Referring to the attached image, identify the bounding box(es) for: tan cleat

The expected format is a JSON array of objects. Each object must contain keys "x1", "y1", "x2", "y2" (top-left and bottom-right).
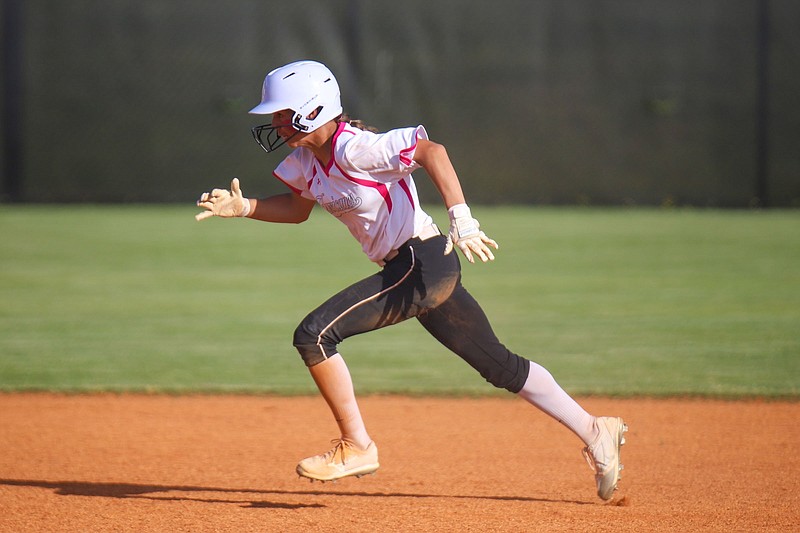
[
  {"x1": 296, "y1": 439, "x2": 379, "y2": 482},
  {"x1": 582, "y1": 416, "x2": 628, "y2": 500}
]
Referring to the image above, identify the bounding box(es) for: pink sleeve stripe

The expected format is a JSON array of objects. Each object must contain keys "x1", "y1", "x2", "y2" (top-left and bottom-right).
[
  {"x1": 272, "y1": 171, "x2": 303, "y2": 195},
  {"x1": 399, "y1": 139, "x2": 418, "y2": 166}
]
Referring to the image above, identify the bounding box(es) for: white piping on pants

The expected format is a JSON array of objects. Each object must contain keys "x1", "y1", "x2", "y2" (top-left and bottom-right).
[{"x1": 316, "y1": 246, "x2": 416, "y2": 360}]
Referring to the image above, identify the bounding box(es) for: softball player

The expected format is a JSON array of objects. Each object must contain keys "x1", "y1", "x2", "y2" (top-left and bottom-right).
[{"x1": 196, "y1": 60, "x2": 627, "y2": 500}]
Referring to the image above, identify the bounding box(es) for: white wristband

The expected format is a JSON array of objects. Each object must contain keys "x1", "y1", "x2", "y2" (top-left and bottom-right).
[
  {"x1": 240, "y1": 197, "x2": 251, "y2": 218},
  {"x1": 448, "y1": 203, "x2": 471, "y2": 220}
]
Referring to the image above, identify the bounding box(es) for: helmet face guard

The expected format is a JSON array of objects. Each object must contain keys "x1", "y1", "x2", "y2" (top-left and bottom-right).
[{"x1": 250, "y1": 122, "x2": 298, "y2": 153}]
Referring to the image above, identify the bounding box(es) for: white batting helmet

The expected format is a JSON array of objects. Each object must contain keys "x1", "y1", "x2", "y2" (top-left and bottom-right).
[{"x1": 249, "y1": 60, "x2": 342, "y2": 132}]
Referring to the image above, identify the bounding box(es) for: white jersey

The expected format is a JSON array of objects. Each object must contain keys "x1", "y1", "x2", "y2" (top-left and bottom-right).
[{"x1": 273, "y1": 122, "x2": 434, "y2": 263}]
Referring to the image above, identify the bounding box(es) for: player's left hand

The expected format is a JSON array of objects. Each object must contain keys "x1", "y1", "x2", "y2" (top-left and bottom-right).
[
  {"x1": 444, "y1": 204, "x2": 499, "y2": 263},
  {"x1": 195, "y1": 178, "x2": 251, "y2": 221}
]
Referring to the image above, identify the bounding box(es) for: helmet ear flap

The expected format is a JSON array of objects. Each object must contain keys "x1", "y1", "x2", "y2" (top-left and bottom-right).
[
  {"x1": 291, "y1": 112, "x2": 307, "y2": 132},
  {"x1": 293, "y1": 105, "x2": 328, "y2": 132}
]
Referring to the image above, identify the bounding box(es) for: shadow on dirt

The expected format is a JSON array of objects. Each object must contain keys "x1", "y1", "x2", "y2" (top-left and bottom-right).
[{"x1": 0, "y1": 478, "x2": 590, "y2": 507}]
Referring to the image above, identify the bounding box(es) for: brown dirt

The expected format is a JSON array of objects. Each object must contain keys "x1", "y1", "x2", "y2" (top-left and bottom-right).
[{"x1": 0, "y1": 394, "x2": 797, "y2": 532}]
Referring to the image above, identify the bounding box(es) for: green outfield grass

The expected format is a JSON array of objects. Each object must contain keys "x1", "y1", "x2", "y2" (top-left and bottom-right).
[{"x1": 1, "y1": 205, "x2": 798, "y2": 397}]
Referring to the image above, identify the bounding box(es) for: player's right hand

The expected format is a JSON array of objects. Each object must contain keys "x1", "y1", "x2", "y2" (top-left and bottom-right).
[{"x1": 195, "y1": 178, "x2": 251, "y2": 221}]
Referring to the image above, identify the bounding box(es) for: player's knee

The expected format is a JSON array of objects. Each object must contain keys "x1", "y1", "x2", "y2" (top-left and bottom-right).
[
  {"x1": 292, "y1": 320, "x2": 336, "y2": 367},
  {"x1": 480, "y1": 354, "x2": 530, "y2": 393}
]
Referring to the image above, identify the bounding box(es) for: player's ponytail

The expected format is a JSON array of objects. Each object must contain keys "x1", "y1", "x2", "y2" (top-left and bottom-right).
[{"x1": 338, "y1": 113, "x2": 378, "y2": 133}]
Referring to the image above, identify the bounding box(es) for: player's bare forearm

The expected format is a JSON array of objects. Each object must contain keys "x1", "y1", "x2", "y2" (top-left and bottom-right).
[
  {"x1": 413, "y1": 139, "x2": 466, "y2": 208},
  {"x1": 247, "y1": 192, "x2": 316, "y2": 224}
]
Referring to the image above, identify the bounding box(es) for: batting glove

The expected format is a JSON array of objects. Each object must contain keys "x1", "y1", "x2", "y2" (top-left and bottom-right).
[
  {"x1": 195, "y1": 178, "x2": 251, "y2": 221},
  {"x1": 443, "y1": 203, "x2": 499, "y2": 263}
]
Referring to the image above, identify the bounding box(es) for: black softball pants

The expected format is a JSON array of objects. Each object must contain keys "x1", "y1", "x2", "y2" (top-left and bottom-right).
[{"x1": 292, "y1": 234, "x2": 530, "y2": 393}]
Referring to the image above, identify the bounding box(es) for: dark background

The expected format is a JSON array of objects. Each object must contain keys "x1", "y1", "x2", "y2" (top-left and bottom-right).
[{"x1": 2, "y1": 0, "x2": 798, "y2": 206}]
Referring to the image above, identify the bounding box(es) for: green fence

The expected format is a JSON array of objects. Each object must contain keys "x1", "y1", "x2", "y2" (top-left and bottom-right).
[{"x1": 2, "y1": 0, "x2": 798, "y2": 206}]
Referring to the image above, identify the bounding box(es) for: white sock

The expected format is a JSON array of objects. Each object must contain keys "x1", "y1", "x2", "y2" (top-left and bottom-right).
[
  {"x1": 517, "y1": 362, "x2": 597, "y2": 445},
  {"x1": 308, "y1": 353, "x2": 372, "y2": 450}
]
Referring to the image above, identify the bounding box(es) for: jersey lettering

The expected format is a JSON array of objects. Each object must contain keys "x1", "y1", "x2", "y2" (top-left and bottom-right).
[{"x1": 316, "y1": 193, "x2": 363, "y2": 217}]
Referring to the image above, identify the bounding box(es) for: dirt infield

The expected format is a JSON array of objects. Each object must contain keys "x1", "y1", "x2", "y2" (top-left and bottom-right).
[{"x1": 0, "y1": 394, "x2": 797, "y2": 532}]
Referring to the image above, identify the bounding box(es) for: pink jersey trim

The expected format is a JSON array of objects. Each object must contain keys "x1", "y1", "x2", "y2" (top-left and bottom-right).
[
  {"x1": 334, "y1": 160, "x2": 393, "y2": 213},
  {"x1": 398, "y1": 177, "x2": 415, "y2": 208},
  {"x1": 399, "y1": 138, "x2": 419, "y2": 166},
  {"x1": 308, "y1": 165, "x2": 317, "y2": 190},
  {"x1": 325, "y1": 122, "x2": 353, "y2": 174},
  {"x1": 272, "y1": 170, "x2": 303, "y2": 195}
]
